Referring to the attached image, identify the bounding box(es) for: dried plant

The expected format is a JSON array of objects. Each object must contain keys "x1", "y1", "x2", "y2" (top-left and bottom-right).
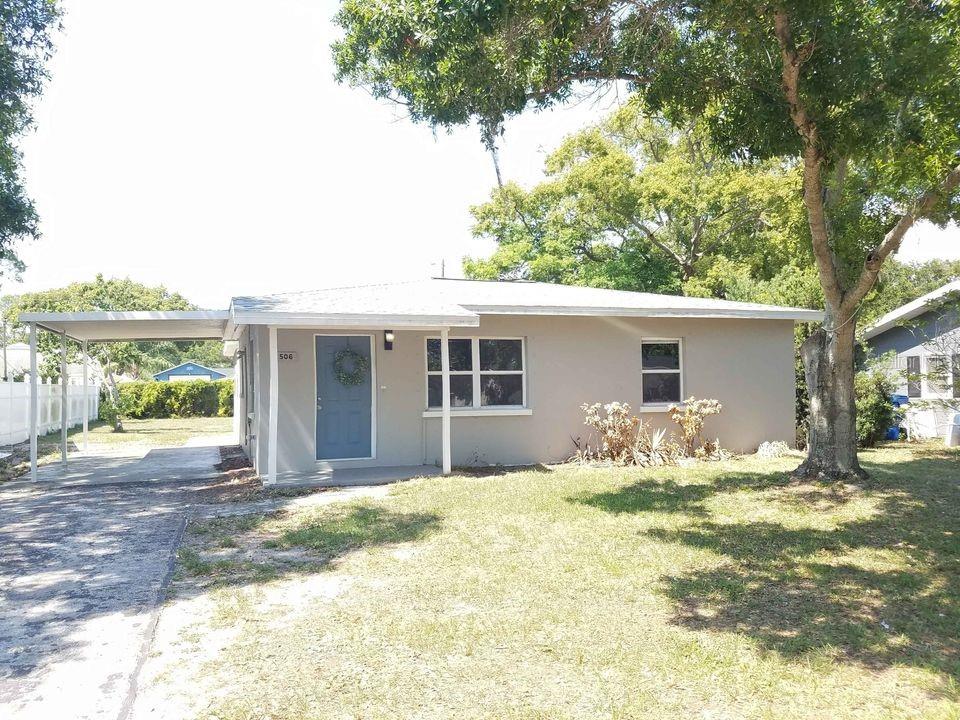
[
  {"x1": 668, "y1": 397, "x2": 723, "y2": 457},
  {"x1": 575, "y1": 402, "x2": 681, "y2": 466},
  {"x1": 579, "y1": 402, "x2": 638, "y2": 464},
  {"x1": 574, "y1": 398, "x2": 727, "y2": 466}
]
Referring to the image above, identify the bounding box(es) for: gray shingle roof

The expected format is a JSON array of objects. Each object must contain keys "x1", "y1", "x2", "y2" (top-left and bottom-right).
[{"x1": 231, "y1": 278, "x2": 822, "y2": 324}]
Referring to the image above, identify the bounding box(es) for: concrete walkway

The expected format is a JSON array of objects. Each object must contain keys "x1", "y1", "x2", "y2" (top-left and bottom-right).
[{"x1": 0, "y1": 443, "x2": 223, "y2": 720}]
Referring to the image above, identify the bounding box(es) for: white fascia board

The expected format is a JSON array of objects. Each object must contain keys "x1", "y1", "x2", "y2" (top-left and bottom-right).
[
  {"x1": 464, "y1": 305, "x2": 824, "y2": 322},
  {"x1": 18, "y1": 310, "x2": 229, "y2": 323},
  {"x1": 230, "y1": 311, "x2": 481, "y2": 328},
  {"x1": 863, "y1": 280, "x2": 960, "y2": 340}
]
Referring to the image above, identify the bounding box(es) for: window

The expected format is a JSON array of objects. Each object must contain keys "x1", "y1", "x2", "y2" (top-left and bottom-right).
[
  {"x1": 927, "y1": 355, "x2": 950, "y2": 394},
  {"x1": 641, "y1": 340, "x2": 682, "y2": 404},
  {"x1": 906, "y1": 356, "x2": 921, "y2": 398},
  {"x1": 954, "y1": 354, "x2": 960, "y2": 399},
  {"x1": 426, "y1": 337, "x2": 525, "y2": 409}
]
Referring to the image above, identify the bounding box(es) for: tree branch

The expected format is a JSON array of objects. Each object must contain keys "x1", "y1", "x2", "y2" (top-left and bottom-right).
[
  {"x1": 629, "y1": 219, "x2": 691, "y2": 276},
  {"x1": 773, "y1": 9, "x2": 844, "y2": 311},
  {"x1": 843, "y1": 163, "x2": 960, "y2": 312}
]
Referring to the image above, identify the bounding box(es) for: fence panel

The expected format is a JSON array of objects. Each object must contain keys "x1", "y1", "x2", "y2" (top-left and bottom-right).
[{"x1": 0, "y1": 379, "x2": 100, "y2": 447}]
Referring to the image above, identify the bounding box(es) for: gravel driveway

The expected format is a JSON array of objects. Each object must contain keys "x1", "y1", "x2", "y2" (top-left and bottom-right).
[{"x1": 0, "y1": 444, "x2": 223, "y2": 720}]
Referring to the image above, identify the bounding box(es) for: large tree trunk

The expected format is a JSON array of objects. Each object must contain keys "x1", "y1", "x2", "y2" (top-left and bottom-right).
[{"x1": 795, "y1": 318, "x2": 865, "y2": 481}]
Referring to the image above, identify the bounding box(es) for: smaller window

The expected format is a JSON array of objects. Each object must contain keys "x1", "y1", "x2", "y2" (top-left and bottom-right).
[{"x1": 641, "y1": 340, "x2": 682, "y2": 404}]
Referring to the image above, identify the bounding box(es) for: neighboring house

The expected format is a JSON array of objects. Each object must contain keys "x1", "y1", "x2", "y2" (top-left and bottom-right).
[
  {"x1": 864, "y1": 280, "x2": 960, "y2": 439},
  {"x1": 153, "y1": 361, "x2": 228, "y2": 382},
  {"x1": 21, "y1": 278, "x2": 821, "y2": 484},
  {"x1": 3, "y1": 342, "x2": 89, "y2": 383}
]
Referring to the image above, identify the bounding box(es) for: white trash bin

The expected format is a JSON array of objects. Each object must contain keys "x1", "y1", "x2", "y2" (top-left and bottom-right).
[{"x1": 947, "y1": 413, "x2": 960, "y2": 448}]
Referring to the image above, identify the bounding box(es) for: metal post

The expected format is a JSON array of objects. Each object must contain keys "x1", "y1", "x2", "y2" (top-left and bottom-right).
[
  {"x1": 440, "y1": 327, "x2": 451, "y2": 474},
  {"x1": 29, "y1": 323, "x2": 37, "y2": 482},
  {"x1": 267, "y1": 326, "x2": 279, "y2": 484},
  {"x1": 60, "y1": 332, "x2": 68, "y2": 468},
  {"x1": 82, "y1": 340, "x2": 89, "y2": 452}
]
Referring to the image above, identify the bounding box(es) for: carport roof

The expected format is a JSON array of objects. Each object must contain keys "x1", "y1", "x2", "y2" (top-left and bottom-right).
[{"x1": 18, "y1": 310, "x2": 229, "y2": 341}]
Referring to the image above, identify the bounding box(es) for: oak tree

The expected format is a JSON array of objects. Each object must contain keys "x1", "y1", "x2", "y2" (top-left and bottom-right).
[{"x1": 334, "y1": 0, "x2": 960, "y2": 478}]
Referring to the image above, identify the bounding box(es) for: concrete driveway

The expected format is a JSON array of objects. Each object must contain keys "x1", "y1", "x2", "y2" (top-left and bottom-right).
[{"x1": 0, "y1": 440, "x2": 226, "y2": 720}]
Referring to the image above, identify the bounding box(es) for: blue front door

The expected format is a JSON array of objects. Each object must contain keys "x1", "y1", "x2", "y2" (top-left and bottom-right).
[{"x1": 315, "y1": 335, "x2": 373, "y2": 460}]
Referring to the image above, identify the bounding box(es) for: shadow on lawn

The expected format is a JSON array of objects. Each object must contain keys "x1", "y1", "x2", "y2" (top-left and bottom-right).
[
  {"x1": 574, "y1": 451, "x2": 960, "y2": 681},
  {"x1": 175, "y1": 502, "x2": 441, "y2": 596}
]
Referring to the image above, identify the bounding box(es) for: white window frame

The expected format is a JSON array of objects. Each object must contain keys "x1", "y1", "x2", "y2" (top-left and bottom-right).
[
  {"x1": 424, "y1": 336, "x2": 528, "y2": 412},
  {"x1": 639, "y1": 337, "x2": 684, "y2": 410}
]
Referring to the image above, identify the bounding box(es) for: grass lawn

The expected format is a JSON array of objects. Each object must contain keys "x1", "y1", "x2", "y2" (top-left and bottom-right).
[
  {"x1": 0, "y1": 416, "x2": 233, "y2": 482},
  {"x1": 66, "y1": 416, "x2": 233, "y2": 450},
  {"x1": 151, "y1": 444, "x2": 959, "y2": 720}
]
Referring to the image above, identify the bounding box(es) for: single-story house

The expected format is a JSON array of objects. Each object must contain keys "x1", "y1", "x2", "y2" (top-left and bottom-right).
[
  {"x1": 864, "y1": 279, "x2": 960, "y2": 439},
  {"x1": 19, "y1": 278, "x2": 821, "y2": 484},
  {"x1": 153, "y1": 361, "x2": 229, "y2": 382}
]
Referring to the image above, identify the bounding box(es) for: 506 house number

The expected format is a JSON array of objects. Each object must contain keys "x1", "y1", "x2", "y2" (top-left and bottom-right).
[{"x1": 278, "y1": 351, "x2": 297, "y2": 361}]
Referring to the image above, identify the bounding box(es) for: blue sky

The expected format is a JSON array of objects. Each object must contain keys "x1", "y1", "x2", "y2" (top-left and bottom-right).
[{"x1": 14, "y1": 0, "x2": 959, "y2": 309}]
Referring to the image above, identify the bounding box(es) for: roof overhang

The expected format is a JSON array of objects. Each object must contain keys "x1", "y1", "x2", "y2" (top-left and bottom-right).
[
  {"x1": 18, "y1": 311, "x2": 230, "y2": 342},
  {"x1": 228, "y1": 311, "x2": 481, "y2": 332},
  {"x1": 863, "y1": 280, "x2": 960, "y2": 340},
  {"x1": 464, "y1": 305, "x2": 825, "y2": 322}
]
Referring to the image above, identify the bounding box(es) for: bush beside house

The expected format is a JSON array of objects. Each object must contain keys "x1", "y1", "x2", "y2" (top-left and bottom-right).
[
  {"x1": 855, "y1": 370, "x2": 896, "y2": 447},
  {"x1": 103, "y1": 379, "x2": 234, "y2": 420}
]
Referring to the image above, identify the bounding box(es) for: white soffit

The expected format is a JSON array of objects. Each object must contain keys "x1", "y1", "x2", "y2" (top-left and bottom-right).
[{"x1": 18, "y1": 311, "x2": 230, "y2": 342}]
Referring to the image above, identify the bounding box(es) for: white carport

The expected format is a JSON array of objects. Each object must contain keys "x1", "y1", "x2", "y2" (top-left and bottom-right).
[{"x1": 16, "y1": 311, "x2": 229, "y2": 481}]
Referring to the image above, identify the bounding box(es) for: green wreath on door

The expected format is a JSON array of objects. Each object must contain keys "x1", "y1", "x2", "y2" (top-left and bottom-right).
[{"x1": 333, "y1": 347, "x2": 369, "y2": 386}]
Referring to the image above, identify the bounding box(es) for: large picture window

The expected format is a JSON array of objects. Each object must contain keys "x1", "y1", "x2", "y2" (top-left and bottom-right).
[
  {"x1": 641, "y1": 339, "x2": 682, "y2": 404},
  {"x1": 426, "y1": 337, "x2": 526, "y2": 409}
]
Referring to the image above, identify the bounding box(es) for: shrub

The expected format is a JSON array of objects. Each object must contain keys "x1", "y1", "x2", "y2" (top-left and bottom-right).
[
  {"x1": 116, "y1": 379, "x2": 234, "y2": 419},
  {"x1": 668, "y1": 398, "x2": 723, "y2": 457},
  {"x1": 217, "y1": 381, "x2": 234, "y2": 417},
  {"x1": 579, "y1": 402, "x2": 638, "y2": 464},
  {"x1": 855, "y1": 369, "x2": 895, "y2": 448}
]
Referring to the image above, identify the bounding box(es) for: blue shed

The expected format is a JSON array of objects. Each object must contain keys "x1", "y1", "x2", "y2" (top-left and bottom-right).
[{"x1": 153, "y1": 361, "x2": 226, "y2": 382}]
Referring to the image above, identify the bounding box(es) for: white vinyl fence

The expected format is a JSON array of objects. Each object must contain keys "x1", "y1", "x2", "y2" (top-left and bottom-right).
[{"x1": 0, "y1": 378, "x2": 100, "y2": 447}]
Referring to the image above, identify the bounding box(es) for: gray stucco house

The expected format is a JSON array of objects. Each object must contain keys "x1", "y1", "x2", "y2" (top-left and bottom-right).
[
  {"x1": 20, "y1": 278, "x2": 821, "y2": 484},
  {"x1": 864, "y1": 280, "x2": 960, "y2": 438}
]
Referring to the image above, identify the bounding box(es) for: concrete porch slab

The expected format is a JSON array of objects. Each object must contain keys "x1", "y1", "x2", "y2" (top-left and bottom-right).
[{"x1": 273, "y1": 464, "x2": 441, "y2": 488}]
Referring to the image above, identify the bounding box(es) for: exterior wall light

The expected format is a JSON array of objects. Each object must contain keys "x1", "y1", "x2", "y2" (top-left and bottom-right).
[{"x1": 384, "y1": 330, "x2": 395, "y2": 350}]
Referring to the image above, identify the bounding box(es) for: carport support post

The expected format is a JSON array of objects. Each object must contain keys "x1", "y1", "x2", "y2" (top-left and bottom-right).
[
  {"x1": 440, "y1": 327, "x2": 451, "y2": 474},
  {"x1": 60, "y1": 332, "x2": 67, "y2": 468},
  {"x1": 82, "y1": 340, "x2": 88, "y2": 451},
  {"x1": 29, "y1": 322, "x2": 37, "y2": 482},
  {"x1": 267, "y1": 326, "x2": 278, "y2": 484}
]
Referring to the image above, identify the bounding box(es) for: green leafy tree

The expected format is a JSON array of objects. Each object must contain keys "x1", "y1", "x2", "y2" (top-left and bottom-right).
[
  {"x1": 5, "y1": 276, "x2": 224, "y2": 430},
  {"x1": 466, "y1": 103, "x2": 807, "y2": 296},
  {"x1": 334, "y1": 0, "x2": 960, "y2": 479},
  {"x1": 0, "y1": 2, "x2": 61, "y2": 282}
]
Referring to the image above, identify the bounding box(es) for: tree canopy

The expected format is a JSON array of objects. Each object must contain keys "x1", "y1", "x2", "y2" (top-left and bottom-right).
[
  {"x1": 465, "y1": 101, "x2": 808, "y2": 297},
  {"x1": 0, "y1": 1, "x2": 61, "y2": 282}
]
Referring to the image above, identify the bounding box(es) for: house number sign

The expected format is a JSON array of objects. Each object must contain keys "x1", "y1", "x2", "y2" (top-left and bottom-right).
[{"x1": 278, "y1": 351, "x2": 297, "y2": 361}]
